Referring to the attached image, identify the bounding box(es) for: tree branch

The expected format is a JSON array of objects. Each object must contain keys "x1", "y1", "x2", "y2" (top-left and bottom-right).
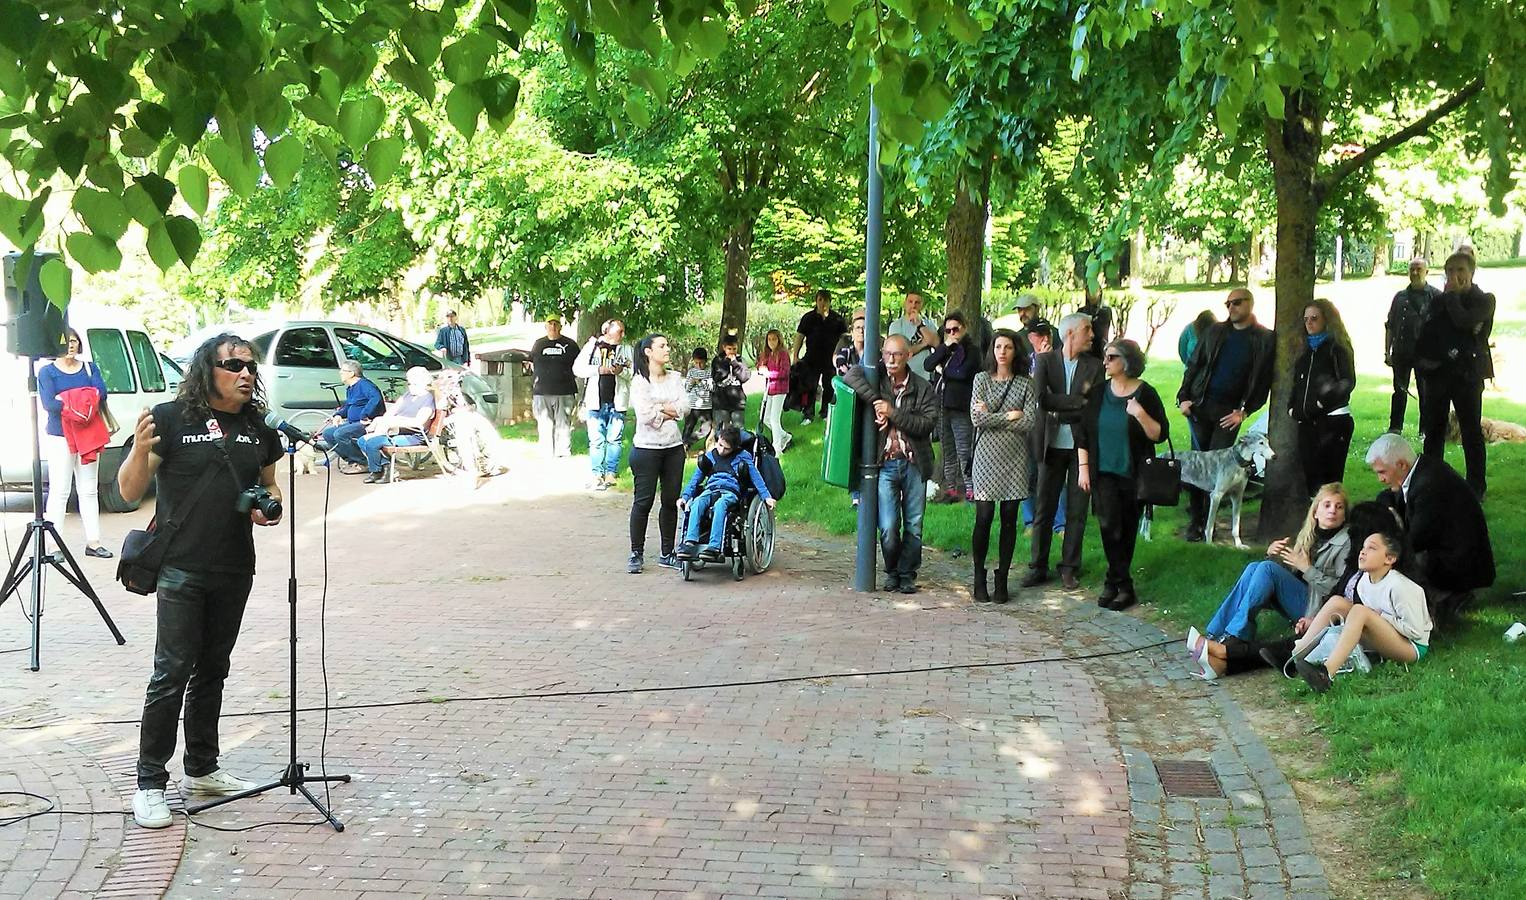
[{"x1": 1320, "y1": 76, "x2": 1485, "y2": 192}]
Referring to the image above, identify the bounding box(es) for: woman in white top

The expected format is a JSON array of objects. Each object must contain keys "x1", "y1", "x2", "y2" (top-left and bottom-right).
[
  {"x1": 1293, "y1": 529, "x2": 1433, "y2": 693},
  {"x1": 627, "y1": 334, "x2": 691, "y2": 574}
]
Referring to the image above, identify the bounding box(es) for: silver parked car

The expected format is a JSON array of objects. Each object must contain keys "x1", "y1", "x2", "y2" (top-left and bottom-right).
[{"x1": 170, "y1": 321, "x2": 499, "y2": 430}]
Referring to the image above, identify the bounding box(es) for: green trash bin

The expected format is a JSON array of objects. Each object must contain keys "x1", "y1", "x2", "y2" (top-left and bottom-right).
[{"x1": 822, "y1": 375, "x2": 862, "y2": 489}]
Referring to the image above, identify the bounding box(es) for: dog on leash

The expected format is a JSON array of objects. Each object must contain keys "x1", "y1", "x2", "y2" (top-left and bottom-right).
[
  {"x1": 1446, "y1": 410, "x2": 1526, "y2": 444},
  {"x1": 293, "y1": 442, "x2": 323, "y2": 475},
  {"x1": 1168, "y1": 431, "x2": 1276, "y2": 549}
]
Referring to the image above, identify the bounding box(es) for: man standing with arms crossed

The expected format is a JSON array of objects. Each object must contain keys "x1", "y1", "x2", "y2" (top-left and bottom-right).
[
  {"x1": 118, "y1": 334, "x2": 285, "y2": 829},
  {"x1": 1177, "y1": 288, "x2": 1275, "y2": 542}
]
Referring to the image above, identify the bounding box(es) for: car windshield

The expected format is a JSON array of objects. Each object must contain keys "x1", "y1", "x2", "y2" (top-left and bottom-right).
[{"x1": 336, "y1": 328, "x2": 405, "y2": 370}]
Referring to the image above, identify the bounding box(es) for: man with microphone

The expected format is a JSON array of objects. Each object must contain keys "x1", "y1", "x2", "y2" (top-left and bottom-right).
[{"x1": 116, "y1": 334, "x2": 285, "y2": 829}]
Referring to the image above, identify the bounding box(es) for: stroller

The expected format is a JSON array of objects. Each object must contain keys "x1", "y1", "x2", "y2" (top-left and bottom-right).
[{"x1": 676, "y1": 426, "x2": 786, "y2": 582}]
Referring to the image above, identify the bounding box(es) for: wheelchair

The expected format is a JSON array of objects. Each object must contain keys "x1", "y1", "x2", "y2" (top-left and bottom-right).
[{"x1": 675, "y1": 430, "x2": 782, "y2": 582}]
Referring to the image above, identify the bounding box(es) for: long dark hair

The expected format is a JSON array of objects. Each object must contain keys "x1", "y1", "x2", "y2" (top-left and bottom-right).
[
  {"x1": 986, "y1": 328, "x2": 1029, "y2": 376},
  {"x1": 633, "y1": 333, "x2": 666, "y2": 381},
  {"x1": 177, "y1": 333, "x2": 268, "y2": 428}
]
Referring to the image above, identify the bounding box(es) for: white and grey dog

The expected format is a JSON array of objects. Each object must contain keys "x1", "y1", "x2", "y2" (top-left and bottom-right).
[{"x1": 1147, "y1": 431, "x2": 1275, "y2": 549}]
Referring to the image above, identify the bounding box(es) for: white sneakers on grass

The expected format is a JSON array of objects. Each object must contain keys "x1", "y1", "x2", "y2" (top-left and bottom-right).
[{"x1": 132, "y1": 769, "x2": 256, "y2": 829}]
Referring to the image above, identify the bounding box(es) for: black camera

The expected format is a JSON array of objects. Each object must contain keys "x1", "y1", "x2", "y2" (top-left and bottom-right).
[{"x1": 235, "y1": 485, "x2": 282, "y2": 520}]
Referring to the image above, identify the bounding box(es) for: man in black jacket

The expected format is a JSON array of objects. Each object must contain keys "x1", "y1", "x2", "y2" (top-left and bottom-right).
[
  {"x1": 843, "y1": 335, "x2": 938, "y2": 594},
  {"x1": 1415, "y1": 251, "x2": 1494, "y2": 499},
  {"x1": 1385, "y1": 258, "x2": 1437, "y2": 433},
  {"x1": 1366, "y1": 434, "x2": 1494, "y2": 618},
  {"x1": 1024, "y1": 313, "x2": 1105, "y2": 591},
  {"x1": 1177, "y1": 288, "x2": 1275, "y2": 541}
]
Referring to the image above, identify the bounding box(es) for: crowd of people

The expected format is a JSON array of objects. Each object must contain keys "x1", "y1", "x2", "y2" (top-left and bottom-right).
[{"x1": 508, "y1": 249, "x2": 1499, "y2": 691}]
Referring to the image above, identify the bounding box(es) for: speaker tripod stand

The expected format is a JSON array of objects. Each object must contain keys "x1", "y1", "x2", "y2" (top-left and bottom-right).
[{"x1": 0, "y1": 364, "x2": 125, "y2": 671}]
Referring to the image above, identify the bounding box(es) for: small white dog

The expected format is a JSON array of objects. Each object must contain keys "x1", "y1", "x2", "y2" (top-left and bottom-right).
[{"x1": 293, "y1": 442, "x2": 323, "y2": 475}]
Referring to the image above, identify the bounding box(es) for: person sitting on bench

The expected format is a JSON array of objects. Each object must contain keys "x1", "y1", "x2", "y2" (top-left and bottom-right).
[{"x1": 357, "y1": 367, "x2": 437, "y2": 484}]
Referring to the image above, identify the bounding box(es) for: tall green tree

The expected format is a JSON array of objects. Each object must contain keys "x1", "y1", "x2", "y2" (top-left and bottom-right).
[{"x1": 1076, "y1": 0, "x2": 1526, "y2": 532}]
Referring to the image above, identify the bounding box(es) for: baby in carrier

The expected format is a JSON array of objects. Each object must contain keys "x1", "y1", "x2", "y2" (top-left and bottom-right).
[{"x1": 677, "y1": 425, "x2": 776, "y2": 561}]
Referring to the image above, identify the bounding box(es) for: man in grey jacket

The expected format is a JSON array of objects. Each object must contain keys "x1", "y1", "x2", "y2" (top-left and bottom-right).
[
  {"x1": 842, "y1": 335, "x2": 938, "y2": 594},
  {"x1": 1024, "y1": 314, "x2": 1105, "y2": 591}
]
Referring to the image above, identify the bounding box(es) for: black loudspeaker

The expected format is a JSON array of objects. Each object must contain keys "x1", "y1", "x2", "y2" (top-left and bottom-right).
[{"x1": 4, "y1": 252, "x2": 68, "y2": 358}]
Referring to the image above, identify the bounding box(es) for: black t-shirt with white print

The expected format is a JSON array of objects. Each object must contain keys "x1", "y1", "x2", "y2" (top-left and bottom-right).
[{"x1": 150, "y1": 402, "x2": 283, "y2": 575}]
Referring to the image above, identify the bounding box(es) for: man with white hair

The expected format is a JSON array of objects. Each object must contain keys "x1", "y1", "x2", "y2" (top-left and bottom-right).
[
  {"x1": 1384, "y1": 258, "x2": 1437, "y2": 434},
  {"x1": 320, "y1": 360, "x2": 386, "y2": 474},
  {"x1": 1024, "y1": 313, "x2": 1104, "y2": 591},
  {"x1": 1366, "y1": 433, "x2": 1494, "y2": 616},
  {"x1": 357, "y1": 366, "x2": 437, "y2": 484}
]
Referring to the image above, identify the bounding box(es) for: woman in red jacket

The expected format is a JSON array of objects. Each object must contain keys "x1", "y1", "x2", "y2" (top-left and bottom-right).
[
  {"x1": 37, "y1": 329, "x2": 113, "y2": 558},
  {"x1": 757, "y1": 328, "x2": 793, "y2": 452}
]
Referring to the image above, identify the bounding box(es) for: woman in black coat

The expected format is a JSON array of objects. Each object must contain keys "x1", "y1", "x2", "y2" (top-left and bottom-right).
[
  {"x1": 924, "y1": 310, "x2": 982, "y2": 503},
  {"x1": 1076, "y1": 339, "x2": 1168, "y2": 611},
  {"x1": 1290, "y1": 299, "x2": 1355, "y2": 497}
]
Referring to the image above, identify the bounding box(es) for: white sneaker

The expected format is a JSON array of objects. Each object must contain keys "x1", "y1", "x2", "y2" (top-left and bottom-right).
[
  {"x1": 181, "y1": 769, "x2": 256, "y2": 797},
  {"x1": 132, "y1": 789, "x2": 173, "y2": 829}
]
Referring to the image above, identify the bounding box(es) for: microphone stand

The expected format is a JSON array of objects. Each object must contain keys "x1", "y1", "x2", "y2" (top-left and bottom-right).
[{"x1": 188, "y1": 441, "x2": 349, "y2": 830}]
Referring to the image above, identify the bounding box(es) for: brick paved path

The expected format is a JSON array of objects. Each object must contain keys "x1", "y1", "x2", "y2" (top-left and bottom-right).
[{"x1": 0, "y1": 453, "x2": 1326, "y2": 899}]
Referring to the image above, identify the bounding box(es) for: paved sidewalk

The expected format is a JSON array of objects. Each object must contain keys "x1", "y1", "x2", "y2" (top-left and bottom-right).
[{"x1": 0, "y1": 452, "x2": 1326, "y2": 899}]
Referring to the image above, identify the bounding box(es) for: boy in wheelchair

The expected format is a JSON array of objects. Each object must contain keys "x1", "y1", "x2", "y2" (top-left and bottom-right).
[{"x1": 677, "y1": 424, "x2": 776, "y2": 561}]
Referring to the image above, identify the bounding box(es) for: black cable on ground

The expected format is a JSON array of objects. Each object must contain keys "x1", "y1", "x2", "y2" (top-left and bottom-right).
[{"x1": 0, "y1": 636, "x2": 1180, "y2": 732}]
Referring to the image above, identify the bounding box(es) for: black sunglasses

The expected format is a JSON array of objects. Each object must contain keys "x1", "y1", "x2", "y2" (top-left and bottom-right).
[
  {"x1": 1226, "y1": 298, "x2": 1247, "y2": 308},
  {"x1": 944, "y1": 326, "x2": 962, "y2": 334},
  {"x1": 215, "y1": 358, "x2": 258, "y2": 374},
  {"x1": 1104, "y1": 353, "x2": 1122, "y2": 361}
]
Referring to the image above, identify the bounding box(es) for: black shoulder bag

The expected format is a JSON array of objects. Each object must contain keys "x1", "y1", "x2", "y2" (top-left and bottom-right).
[
  {"x1": 1136, "y1": 430, "x2": 1182, "y2": 507},
  {"x1": 117, "y1": 423, "x2": 245, "y2": 595}
]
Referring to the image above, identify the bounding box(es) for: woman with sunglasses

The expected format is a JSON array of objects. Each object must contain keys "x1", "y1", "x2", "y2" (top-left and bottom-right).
[
  {"x1": 924, "y1": 311, "x2": 981, "y2": 503},
  {"x1": 37, "y1": 328, "x2": 113, "y2": 558},
  {"x1": 1075, "y1": 339, "x2": 1168, "y2": 610},
  {"x1": 1290, "y1": 299, "x2": 1355, "y2": 497}
]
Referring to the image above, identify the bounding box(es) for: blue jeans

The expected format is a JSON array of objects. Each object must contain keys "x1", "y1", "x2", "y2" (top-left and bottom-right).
[
  {"x1": 877, "y1": 458, "x2": 926, "y2": 579},
  {"x1": 1021, "y1": 487, "x2": 1066, "y2": 531},
  {"x1": 588, "y1": 405, "x2": 625, "y2": 477},
  {"x1": 322, "y1": 422, "x2": 368, "y2": 464},
  {"x1": 1204, "y1": 560, "x2": 1308, "y2": 642},
  {"x1": 685, "y1": 490, "x2": 736, "y2": 550},
  {"x1": 359, "y1": 433, "x2": 424, "y2": 473}
]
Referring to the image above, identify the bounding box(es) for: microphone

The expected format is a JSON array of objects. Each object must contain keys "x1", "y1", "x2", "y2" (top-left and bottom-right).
[{"x1": 264, "y1": 410, "x2": 314, "y2": 447}]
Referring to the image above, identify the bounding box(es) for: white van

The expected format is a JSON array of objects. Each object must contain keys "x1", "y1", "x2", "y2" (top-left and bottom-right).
[{"x1": 0, "y1": 303, "x2": 174, "y2": 512}]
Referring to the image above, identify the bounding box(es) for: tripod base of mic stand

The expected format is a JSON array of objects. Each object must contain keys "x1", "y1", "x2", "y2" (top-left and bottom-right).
[{"x1": 187, "y1": 762, "x2": 352, "y2": 832}]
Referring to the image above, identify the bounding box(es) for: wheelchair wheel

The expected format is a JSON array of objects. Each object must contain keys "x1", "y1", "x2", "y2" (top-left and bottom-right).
[
  {"x1": 681, "y1": 559, "x2": 692, "y2": 581},
  {"x1": 742, "y1": 495, "x2": 775, "y2": 574},
  {"x1": 731, "y1": 556, "x2": 745, "y2": 581}
]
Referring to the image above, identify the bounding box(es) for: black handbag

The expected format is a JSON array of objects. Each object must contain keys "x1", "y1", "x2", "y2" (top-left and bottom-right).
[{"x1": 1136, "y1": 431, "x2": 1182, "y2": 507}]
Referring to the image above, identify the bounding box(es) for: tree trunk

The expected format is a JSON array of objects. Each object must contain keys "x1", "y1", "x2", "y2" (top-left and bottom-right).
[
  {"x1": 720, "y1": 214, "x2": 757, "y2": 347},
  {"x1": 576, "y1": 302, "x2": 615, "y2": 344},
  {"x1": 944, "y1": 162, "x2": 991, "y2": 321},
  {"x1": 1258, "y1": 91, "x2": 1325, "y2": 540}
]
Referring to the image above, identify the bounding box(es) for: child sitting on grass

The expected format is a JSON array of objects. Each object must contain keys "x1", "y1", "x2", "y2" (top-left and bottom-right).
[
  {"x1": 1293, "y1": 529, "x2": 1432, "y2": 693},
  {"x1": 682, "y1": 347, "x2": 713, "y2": 448},
  {"x1": 677, "y1": 425, "x2": 775, "y2": 561}
]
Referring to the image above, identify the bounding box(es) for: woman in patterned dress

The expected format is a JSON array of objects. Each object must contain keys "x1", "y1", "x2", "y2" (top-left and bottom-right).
[{"x1": 969, "y1": 330, "x2": 1040, "y2": 604}]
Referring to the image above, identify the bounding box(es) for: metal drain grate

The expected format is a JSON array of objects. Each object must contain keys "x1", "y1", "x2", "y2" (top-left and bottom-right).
[{"x1": 1154, "y1": 759, "x2": 1224, "y2": 797}]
